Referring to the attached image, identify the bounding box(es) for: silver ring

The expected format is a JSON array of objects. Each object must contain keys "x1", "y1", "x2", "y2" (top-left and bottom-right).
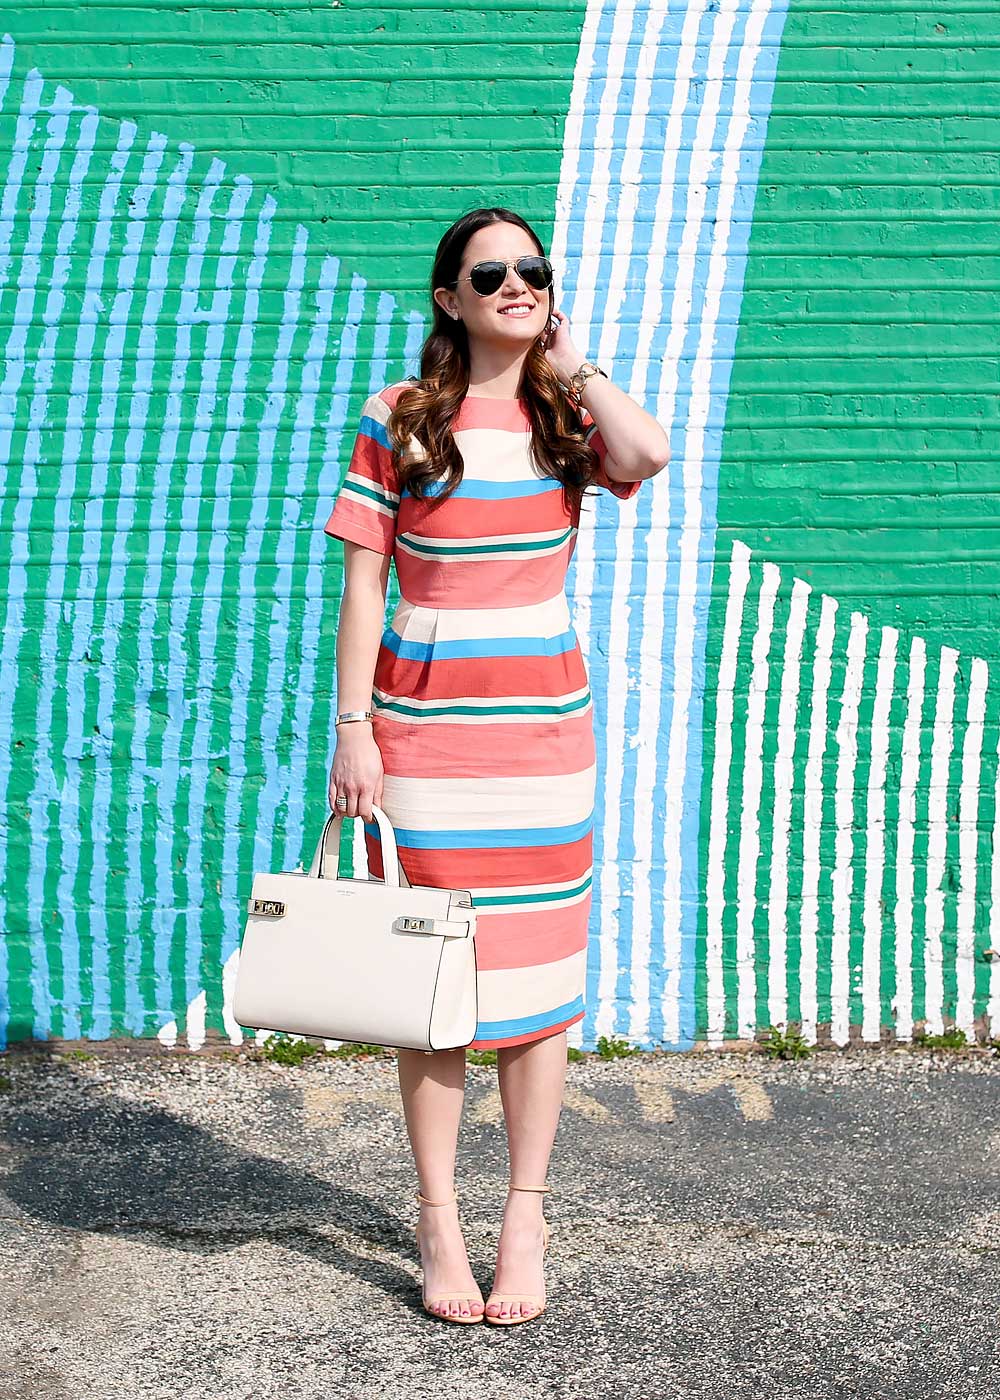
[{"x1": 335, "y1": 795, "x2": 348, "y2": 808}]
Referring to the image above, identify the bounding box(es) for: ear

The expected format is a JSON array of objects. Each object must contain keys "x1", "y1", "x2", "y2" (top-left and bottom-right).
[{"x1": 433, "y1": 287, "x2": 459, "y2": 320}]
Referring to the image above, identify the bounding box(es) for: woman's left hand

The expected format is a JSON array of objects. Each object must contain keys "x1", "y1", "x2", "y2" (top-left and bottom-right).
[{"x1": 541, "y1": 308, "x2": 585, "y2": 383}]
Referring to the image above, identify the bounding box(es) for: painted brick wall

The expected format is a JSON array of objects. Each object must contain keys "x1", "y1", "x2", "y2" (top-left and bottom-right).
[{"x1": 0, "y1": 0, "x2": 996, "y2": 1053}]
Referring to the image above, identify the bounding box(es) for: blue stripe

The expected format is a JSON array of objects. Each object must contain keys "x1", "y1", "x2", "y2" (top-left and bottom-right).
[
  {"x1": 364, "y1": 814, "x2": 593, "y2": 849},
  {"x1": 402, "y1": 476, "x2": 562, "y2": 501},
  {"x1": 381, "y1": 627, "x2": 578, "y2": 662},
  {"x1": 359, "y1": 412, "x2": 390, "y2": 449},
  {"x1": 473, "y1": 994, "x2": 585, "y2": 1041}
]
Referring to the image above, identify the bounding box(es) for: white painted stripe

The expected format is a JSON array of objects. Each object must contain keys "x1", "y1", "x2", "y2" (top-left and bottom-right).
[
  {"x1": 924, "y1": 646, "x2": 958, "y2": 1037},
  {"x1": 990, "y1": 718, "x2": 1000, "y2": 1034},
  {"x1": 893, "y1": 636, "x2": 925, "y2": 1042},
  {"x1": 706, "y1": 539, "x2": 751, "y2": 1044},
  {"x1": 736, "y1": 560, "x2": 779, "y2": 1040},
  {"x1": 956, "y1": 657, "x2": 987, "y2": 1035},
  {"x1": 862, "y1": 626, "x2": 897, "y2": 1043},
  {"x1": 767, "y1": 576, "x2": 810, "y2": 1030},
  {"x1": 830, "y1": 612, "x2": 868, "y2": 1046},
  {"x1": 799, "y1": 593, "x2": 837, "y2": 1044}
]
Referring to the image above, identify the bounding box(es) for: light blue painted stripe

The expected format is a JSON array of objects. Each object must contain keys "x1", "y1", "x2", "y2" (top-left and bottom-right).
[
  {"x1": 558, "y1": 0, "x2": 790, "y2": 1051},
  {"x1": 0, "y1": 33, "x2": 23, "y2": 1050},
  {"x1": 264, "y1": 247, "x2": 340, "y2": 883},
  {"x1": 684, "y1": 0, "x2": 790, "y2": 1043},
  {"x1": 474, "y1": 995, "x2": 585, "y2": 1042},
  {"x1": 60, "y1": 121, "x2": 140, "y2": 1043},
  {"x1": 118, "y1": 141, "x2": 196, "y2": 1034},
  {"x1": 318, "y1": 281, "x2": 368, "y2": 887},
  {"x1": 174, "y1": 176, "x2": 256, "y2": 1037},
  {"x1": 145, "y1": 155, "x2": 228, "y2": 1034},
  {"x1": 92, "y1": 131, "x2": 172, "y2": 1036},
  {"x1": 613, "y1": 0, "x2": 732, "y2": 1047},
  {"x1": 0, "y1": 72, "x2": 63, "y2": 1039},
  {"x1": 185, "y1": 176, "x2": 263, "y2": 1042},
  {"x1": 364, "y1": 814, "x2": 594, "y2": 850},
  {"x1": 381, "y1": 628, "x2": 578, "y2": 662},
  {"x1": 24, "y1": 94, "x2": 100, "y2": 1043},
  {"x1": 216, "y1": 197, "x2": 280, "y2": 1008},
  {"x1": 282, "y1": 255, "x2": 349, "y2": 880}
]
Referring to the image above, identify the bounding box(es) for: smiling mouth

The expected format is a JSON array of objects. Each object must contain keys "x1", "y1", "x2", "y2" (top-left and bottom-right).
[{"x1": 498, "y1": 304, "x2": 535, "y2": 317}]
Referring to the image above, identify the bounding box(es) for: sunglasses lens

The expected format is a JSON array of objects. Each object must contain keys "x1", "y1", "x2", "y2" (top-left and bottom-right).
[
  {"x1": 518, "y1": 256, "x2": 553, "y2": 290},
  {"x1": 469, "y1": 261, "x2": 508, "y2": 296}
]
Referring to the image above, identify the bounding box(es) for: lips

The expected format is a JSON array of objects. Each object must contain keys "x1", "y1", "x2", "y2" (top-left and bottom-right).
[{"x1": 498, "y1": 304, "x2": 534, "y2": 317}]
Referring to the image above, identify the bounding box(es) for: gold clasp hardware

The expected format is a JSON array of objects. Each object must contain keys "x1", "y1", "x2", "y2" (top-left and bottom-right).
[
  {"x1": 394, "y1": 915, "x2": 433, "y2": 933},
  {"x1": 248, "y1": 898, "x2": 285, "y2": 917}
]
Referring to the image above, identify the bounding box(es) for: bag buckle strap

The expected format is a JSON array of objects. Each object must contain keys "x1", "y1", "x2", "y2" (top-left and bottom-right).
[{"x1": 392, "y1": 915, "x2": 471, "y2": 939}]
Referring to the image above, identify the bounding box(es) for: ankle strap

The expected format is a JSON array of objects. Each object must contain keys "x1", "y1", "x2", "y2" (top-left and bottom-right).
[
  {"x1": 416, "y1": 1188, "x2": 458, "y2": 1206},
  {"x1": 509, "y1": 1183, "x2": 550, "y2": 1194}
]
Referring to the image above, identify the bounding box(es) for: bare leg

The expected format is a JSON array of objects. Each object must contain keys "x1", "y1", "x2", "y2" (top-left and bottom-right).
[
  {"x1": 486, "y1": 1028, "x2": 568, "y2": 1320},
  {"x1": 396, "y1": 1046, "x2": 484, "y2": 1319}
]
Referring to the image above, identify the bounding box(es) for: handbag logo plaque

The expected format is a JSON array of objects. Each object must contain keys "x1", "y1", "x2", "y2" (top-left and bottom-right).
[{"x1": 247, "y1": 897, "x2": 286, "y2": 917}]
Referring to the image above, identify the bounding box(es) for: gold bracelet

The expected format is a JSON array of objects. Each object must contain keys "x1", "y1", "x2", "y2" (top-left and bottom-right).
[
  {"x1": 335, "y1": 710, "x2": 375, "y2": 725},
  {"x1": 567, "y1": 360, "x2": 608, "y2": 406}
]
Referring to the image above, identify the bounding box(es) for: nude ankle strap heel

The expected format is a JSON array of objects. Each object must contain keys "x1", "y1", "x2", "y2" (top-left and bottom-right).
[
  {"x1": 414, "y1": 1188, "x2": 485, "y2": 1325},
  {"x1": 484, "y1": 1183, "x2": 552, "y2": 1327}
]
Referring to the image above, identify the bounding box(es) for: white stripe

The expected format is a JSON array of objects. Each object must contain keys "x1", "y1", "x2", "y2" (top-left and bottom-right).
[
  {"x1": 389, "y1": 592, "x2": 571, "y2": 643},
  {"x1": 924, "y1": 646, "x2": 958, "y2": 1037},
  {"x1": 956, "y1": 657, "x2": 987, "y2": 1035},
  {"x1": 800, "y1": 594, "x2": 837, "y2": 1043},
  {"x1": 706, "y1": 539, "x2": 751, "y2": 1044},
  {"x1": 892, "y1": 636, "x2": 926, "y2": 1042},
  {"x1": 767, "y1": 576, "x2": 810, "y2": 1030},
  {"x1": 477, "y1": 948, "x2": 588, "y2": 1024},
  {"x1": 862, "y1": 626, "x2": 897, "y2": 1043},
  {"x1": 379, "y1": 767, "x2": 596, "y2": 830},
  {"x1": 736, "y1": 561, "x2": 779, "y2": 1040},
  {"x1": 374, "y1": 684, "x2": 591, "y2": 713}
]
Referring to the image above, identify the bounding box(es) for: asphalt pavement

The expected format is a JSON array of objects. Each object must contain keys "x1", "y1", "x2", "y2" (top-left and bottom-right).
[{"x1": 1, "y1": 1040, "x2": 998, "y2": 1400}]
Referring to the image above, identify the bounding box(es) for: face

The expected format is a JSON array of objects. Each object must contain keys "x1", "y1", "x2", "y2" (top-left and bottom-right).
[{"x1": 435, "y1": 222, "x2": 551, "y2": 347}]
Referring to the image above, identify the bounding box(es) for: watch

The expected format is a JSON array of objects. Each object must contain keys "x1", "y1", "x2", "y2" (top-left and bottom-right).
[{"x1": 566, "y1": 360, "x2": 608, "y2": 406}]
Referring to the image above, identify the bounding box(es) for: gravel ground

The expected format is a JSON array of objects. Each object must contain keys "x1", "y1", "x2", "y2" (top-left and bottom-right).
[{"x1": 1, "y1": 1041, "x2": 998, "y2": 1400}]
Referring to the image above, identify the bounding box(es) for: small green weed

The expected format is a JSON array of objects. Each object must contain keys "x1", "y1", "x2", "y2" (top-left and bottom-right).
[
  {"x1": 566, "y1": 1046, "x2": 585, "y2": 1063},
  {"x1": 914, "y1": 1028, "x2": 967, "y2": 1051},
  {"x1": 762, "y1": 1024, "x2": 811, "y2": 1061},
  {"x1": 595, "y1": 1035, "x2": 640, "y2": 1059},
  {"x1": 258, "y1": 1034, "x2": 323, "y2": 1066},
  {"x1": 466, "y1": 1048, "x2": 498, "y2": 1066},
  {"x1": 0, "y1": 1074, "x2": 11, "y2": 1093},
  {"x1": 62, "y1": 1048, "x2": 95, "y2": 1062},
  {"x1": 324, "y1": 1042, "x2": 387, "y2": 1059}
]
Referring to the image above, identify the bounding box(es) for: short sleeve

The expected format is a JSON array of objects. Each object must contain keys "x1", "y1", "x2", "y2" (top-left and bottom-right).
[
  {"x1": 579, "y1": 405, "x2": 643, "y2": 500},
  {"x1": 323, "y1": 390, "x2": 401, "y2": 554}
]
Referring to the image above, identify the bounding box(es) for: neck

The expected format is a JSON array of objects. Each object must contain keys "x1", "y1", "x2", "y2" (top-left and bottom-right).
[{"x1": 465, "y1": 345, "x2": 529, "y2": 399}]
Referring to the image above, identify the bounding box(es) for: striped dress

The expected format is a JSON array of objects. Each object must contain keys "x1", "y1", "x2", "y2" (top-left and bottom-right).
[{"x1": 324, "y1": 380, "x2": 642, "y2": 1048}]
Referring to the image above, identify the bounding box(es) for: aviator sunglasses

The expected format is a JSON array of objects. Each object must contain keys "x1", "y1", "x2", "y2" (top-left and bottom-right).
[{"x1": 449, "y1": 255, "x2": 554, "y2": 298}]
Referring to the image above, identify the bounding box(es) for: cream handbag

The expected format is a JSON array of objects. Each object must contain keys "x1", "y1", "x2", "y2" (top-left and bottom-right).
[{"x1": 233, "y1": 804, "x2": 478, "y2": 1051}]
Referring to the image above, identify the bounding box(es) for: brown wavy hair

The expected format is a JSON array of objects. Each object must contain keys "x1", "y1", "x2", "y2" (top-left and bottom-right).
[{"x1": 386, "y1": 206, "x2": 602, "y2": 513}]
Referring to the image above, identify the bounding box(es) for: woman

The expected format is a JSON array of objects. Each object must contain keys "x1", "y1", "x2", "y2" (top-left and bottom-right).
[{"x1": 323, "y1": 206, "x2": 670, "y2": 1326}]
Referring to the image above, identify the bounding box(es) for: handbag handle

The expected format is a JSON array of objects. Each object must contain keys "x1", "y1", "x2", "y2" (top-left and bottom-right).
[{"x1": 307, "y1": 803, "x2": 404, "y2": 887}]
